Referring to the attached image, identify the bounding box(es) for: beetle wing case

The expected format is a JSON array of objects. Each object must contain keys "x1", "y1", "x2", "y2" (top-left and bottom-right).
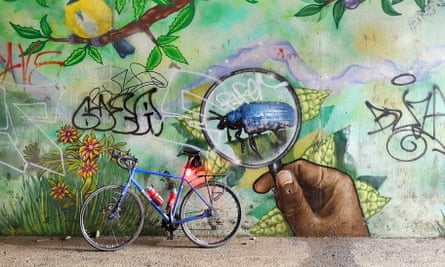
[{"x1": 241, "y1": 102, "x2": 296, "y2": 134}]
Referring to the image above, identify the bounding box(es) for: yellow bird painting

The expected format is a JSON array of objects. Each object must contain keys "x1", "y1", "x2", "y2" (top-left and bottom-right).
[{"x1": 65, "y1": 0, "x2": 135, "y2": 58}]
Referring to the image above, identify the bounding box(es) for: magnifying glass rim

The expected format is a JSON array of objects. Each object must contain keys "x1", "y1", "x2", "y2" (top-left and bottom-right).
[{"x1": 200, "y1": 67, "x2": 302, "y2": 168}]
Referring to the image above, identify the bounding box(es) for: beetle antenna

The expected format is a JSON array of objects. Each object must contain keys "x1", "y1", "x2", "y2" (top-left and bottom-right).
[{"x1": 208, "y1": 110, "x2": 223, "y2": 120}]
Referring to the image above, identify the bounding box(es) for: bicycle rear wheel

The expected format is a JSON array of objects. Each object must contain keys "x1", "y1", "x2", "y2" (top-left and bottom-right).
[
  {"x1": 180, "y1": 182, "x2": 242, "y2": 248},
  {"x1": 80, "y1": 185, "x2": 144, "y2": 251}
]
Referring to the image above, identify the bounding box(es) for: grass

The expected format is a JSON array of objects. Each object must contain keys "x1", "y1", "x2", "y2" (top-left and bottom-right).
[
  {"x1": 0, "y1": 158, "x2": 169, "y2": 236},
  {"x1": 0, "y1": 175, "x2": 81, "y2": 235},
  {"x1": 437, "y1": 210, "x2": 445, "y2": 238}
]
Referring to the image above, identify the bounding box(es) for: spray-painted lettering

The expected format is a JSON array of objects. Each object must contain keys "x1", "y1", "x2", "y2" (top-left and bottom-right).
[
  {"x1": 72, "y1": 64, "x2": 166, "y2": 136},
  {"x1": 366, "y1": 85, "x2": 445, "y2": 161},
  {"x1": 0, "y1": 42, "x2": 64, "y2": 84}
]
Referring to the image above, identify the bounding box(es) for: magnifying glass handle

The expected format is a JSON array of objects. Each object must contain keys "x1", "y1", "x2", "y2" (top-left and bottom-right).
[{"x1": 268, "y1": 161, "x2": 283, "y2": 184}]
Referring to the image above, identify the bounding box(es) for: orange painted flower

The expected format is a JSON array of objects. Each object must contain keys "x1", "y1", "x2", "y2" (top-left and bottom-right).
[
  {"x1": 57, "y1": 125, "x2": 78, "y2": 144},
  {"x1": 77, "y1": 159, "x2": 98, "y2": 178},
  {"x1": 50, "y1": 182, "x2": 69, "y2": 200},
  {"x1": 79, "y1": 135, "x2": 100, "y2": 160}
]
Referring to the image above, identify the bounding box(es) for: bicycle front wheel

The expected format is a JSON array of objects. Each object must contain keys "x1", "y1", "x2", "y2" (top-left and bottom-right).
[
  {"x1": 80, "y1": 185, "x2": 144, "y2": 251},
  {"x1": 180, "y1": 182, "x2": 242, "y2": 248}
]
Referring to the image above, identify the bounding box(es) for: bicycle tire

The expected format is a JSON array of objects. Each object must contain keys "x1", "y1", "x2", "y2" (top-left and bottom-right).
[
  {"x1": 80, "y1": 185, "x2": 144, "y2": 251},
  {"x1": 180, "y1": 182, "x2": 242, "y2": 248}
]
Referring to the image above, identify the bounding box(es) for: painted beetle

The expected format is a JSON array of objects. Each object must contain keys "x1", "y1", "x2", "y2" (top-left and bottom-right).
[{"x1": 209, "y1": 101, "x2": 296, "y2": 157}]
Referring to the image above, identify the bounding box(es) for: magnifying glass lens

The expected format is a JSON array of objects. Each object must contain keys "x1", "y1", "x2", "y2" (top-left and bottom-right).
[{"x1": 200, "y1": 68, "x2": 301, "y2": 169}]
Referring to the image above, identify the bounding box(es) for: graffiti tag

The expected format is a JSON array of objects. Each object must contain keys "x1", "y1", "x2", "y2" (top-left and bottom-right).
[
  {"x1": 366, "y1": 85, "x2": 445, "y2": 161},
  {"x1": 72, "y1": 63, "x2": 166, "y2": 136},
  {"x1": 0, "y1": 42, "x2": 64, "y2": 84},
  {"x1": 211, "y1": 71, "x2": 294, "y2": 112}
]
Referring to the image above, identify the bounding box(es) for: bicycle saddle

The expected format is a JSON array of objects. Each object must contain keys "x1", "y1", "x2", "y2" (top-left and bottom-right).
[
  {"x1": 178, "y1": 148, "x2": 202, "y2": 168},
  {"x1": 177, "y1": 147, "x2": 201, "y2": 157}
]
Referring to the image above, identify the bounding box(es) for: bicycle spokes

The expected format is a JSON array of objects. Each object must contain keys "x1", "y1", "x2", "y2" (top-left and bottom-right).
[
  {"x1": 80, "y1": 185, "x2": 144, "y2": 251},
  {"x1": 180, "y1": 182, "x2": 241, "y2": 248}
]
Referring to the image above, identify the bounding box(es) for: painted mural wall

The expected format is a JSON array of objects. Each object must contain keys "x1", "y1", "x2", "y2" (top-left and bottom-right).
[{"x1": 0, "y1": 0, "x2": 444, "y2": 238}]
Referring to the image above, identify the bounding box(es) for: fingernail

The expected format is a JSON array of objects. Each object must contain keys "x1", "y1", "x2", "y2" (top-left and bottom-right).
[{"x1": 277, "y1": 170, "x2": 293, "y2": 186}]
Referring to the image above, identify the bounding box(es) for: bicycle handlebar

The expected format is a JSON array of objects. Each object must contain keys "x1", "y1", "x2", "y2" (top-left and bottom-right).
[{"x1": 110, "y1": 150, "x2": 137, "y2": 170}]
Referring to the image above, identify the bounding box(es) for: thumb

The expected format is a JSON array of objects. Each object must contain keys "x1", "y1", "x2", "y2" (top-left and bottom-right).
[{"x1": 275, "y1": 170, "x2": 314, "y2": 221}]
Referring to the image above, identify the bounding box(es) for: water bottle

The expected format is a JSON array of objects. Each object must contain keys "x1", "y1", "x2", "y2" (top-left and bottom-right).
[
  {"x1": 166, "y1": 188, "x2": 177, "y2": 212},
  {"x1": 147, "y1": 185, "x2": 164, "y2": 206}
]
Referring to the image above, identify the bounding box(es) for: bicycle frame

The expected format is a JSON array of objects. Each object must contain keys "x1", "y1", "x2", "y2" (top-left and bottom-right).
[
  {"x1": 81, "y1": 150, "x2": 242, "y2": 250},
  {"x1": 118, "y1": 161, "x2": 219, "y2": 225}
]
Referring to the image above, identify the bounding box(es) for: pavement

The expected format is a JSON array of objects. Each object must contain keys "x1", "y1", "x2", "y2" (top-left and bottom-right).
[{"x1": 0, "y1": 236, "x2": 444, "y2": 266}]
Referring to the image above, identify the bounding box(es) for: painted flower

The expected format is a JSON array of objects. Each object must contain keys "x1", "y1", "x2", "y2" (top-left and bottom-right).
[
  {"x1": 77, "y1": 159, "x2": 98, "y2": 178},
  {"x1": 79, "y1": 135, "x2": 101, "y2": 160},
  {"x1": 57, "y1": 125, "x2": 78, "y2": 144},
  {"x1": 50, "y1": 182, "x2": 69, "y2": 200}
]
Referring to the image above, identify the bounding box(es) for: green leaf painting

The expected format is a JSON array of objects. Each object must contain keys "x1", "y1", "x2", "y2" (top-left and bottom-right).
[
  {"x1": 39, "y1": 15, "x2": 52, "y2": 37},
  {"x1": 168, "y1": 2, "x2": 195, "y2": 35},
  {"x1": 146, "y1": 46, "x2": 163, "y2": 70},
  {"x1": 64, "y1": 46, "x2": 88, "y2": 66},
  {"x1": 162, "y1": 45, "x2": 188, "y2": 64},
  {"x1": 9, "y1": 23, "x2": 44, "y2": 39}
]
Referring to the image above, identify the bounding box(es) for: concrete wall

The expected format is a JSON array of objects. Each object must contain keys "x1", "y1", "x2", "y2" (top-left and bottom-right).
[{"x1": 1, "y1": 0, "x2": 444, "y2": 238}]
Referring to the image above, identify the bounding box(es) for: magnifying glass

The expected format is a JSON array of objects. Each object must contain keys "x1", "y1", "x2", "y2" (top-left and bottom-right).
[{"x1": 200, "y1": 68, "x2": 301, "y2": 181}]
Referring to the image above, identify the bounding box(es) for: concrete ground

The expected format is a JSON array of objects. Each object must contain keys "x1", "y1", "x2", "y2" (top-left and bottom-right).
[{"x1": 0, "y1": 236, "x2": 444, "y2": 266}]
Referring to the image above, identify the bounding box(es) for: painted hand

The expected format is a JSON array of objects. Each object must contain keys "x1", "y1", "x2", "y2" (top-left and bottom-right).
[{"x1": 253, "y1": 159, "x2": 369, "y2": 237}]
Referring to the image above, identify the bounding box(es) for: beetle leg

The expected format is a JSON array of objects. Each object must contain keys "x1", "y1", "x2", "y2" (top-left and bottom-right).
[
  {"x1": 248, "y1": 134, "x2": 262, "y2": 159},
  {"x1": 274, "y1": 130, "x2": 287, "y2": 144},
  {"x1": 226, "y1": 128, "x2": 232, "y2": 142},
  {"x1": 234, "y1": 128, "x2": 246, "y2": 153}
]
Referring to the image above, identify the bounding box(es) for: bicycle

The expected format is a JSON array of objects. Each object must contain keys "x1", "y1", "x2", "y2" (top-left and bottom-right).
[{"x1": 79, "y1": 148, "x2": 242, "y2": 251}]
